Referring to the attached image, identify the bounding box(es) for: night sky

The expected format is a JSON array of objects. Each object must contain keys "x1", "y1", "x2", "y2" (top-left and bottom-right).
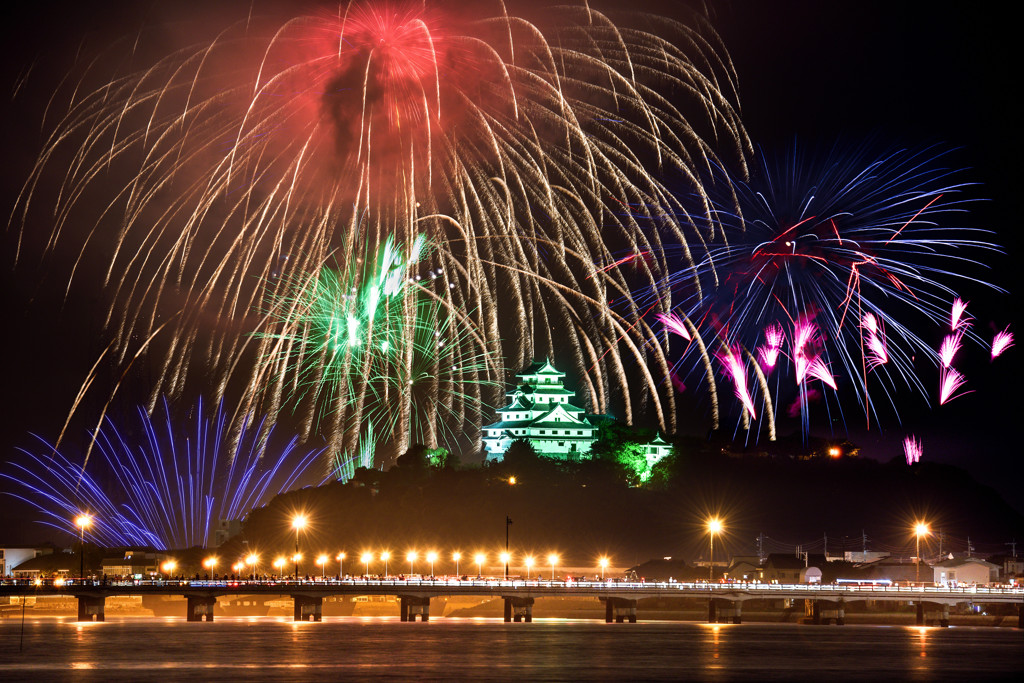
[{"x1": 2, "y1": 1, "x2": 1021, "y2": 534}]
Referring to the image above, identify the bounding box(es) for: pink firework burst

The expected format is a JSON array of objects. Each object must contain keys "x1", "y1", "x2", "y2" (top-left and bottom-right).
[
  {"x1": 938, "y1": 367, "x2": 967, "y2": 405},
  {"x1": 655, "y1": 312, "x2": 691, "y2": 341},
  {"x1": 950, "y1": 298, "x2": 970, "y2": 330},
  {"x1": 718, "y1": 347, "x2": 757, "y2": 420},
  {"x1": 991, "y1": 327, "x2": 1014, "y2": 360},
  {"x1": 938, "y1": 331, "x2": 963, "y2": 369},
  {"x1": 757, "y1": 323, "x2": 785, "y2": 369},
  {"x1": 792, "y1": 320, "x2": 816, "y2": 356},
  {"x1": 861, "y1": 312, "x2": 879, "y2": 335},
  {"x1": 903, "y1": 436, "x2": 922, "y2": 465},
  {"x1": 806, "y1": 356, "x2": 838, "y2": 390},
  {"x1": 866, "y1": 331, "x2": 889, "y2": 368},
  {"x1": 758, "y1": 345, "x2": 781, "y2": 369}
]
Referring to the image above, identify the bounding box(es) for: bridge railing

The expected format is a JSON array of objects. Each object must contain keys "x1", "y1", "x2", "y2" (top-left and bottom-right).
[{"x1": 3, "y1": 576, "x2": 1023, "y2": 597}]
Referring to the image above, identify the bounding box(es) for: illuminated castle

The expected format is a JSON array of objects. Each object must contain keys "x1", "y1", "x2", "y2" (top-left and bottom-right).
[{"x1": 482, "y1": 359, "x2": 601, "y2": 461}]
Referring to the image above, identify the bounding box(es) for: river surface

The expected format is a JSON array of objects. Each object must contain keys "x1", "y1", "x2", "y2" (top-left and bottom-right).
[{"x1": 1, "y1": 616, "x2": 1021, "y2": 681}]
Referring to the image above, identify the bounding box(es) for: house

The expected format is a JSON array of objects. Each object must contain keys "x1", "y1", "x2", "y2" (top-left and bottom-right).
[
  {"x1": 482, "y1": 359, "x2": 603, "y2": 461},
  {"x1": 763, "y1": 554, "x2": 813, "y2": 583},
  {"x1": 11, "y1": 551, "x2": 78, "y2": 579},
  {"x1": 931, "y1": 557, "x2": 1000, "y2": 586},
  {"x1": 724, "y1": 556, "x2": 763, "y2": 582}
]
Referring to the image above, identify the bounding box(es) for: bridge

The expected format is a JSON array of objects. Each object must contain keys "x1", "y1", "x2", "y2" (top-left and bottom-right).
[{"x1": 3, "y1": 578, "x2": 1021, "y2": 626}]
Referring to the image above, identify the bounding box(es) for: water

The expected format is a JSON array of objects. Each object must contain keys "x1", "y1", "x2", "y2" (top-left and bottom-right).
[{"x1": 1, "y1": 617, "x2": 1021, "y2": 681}]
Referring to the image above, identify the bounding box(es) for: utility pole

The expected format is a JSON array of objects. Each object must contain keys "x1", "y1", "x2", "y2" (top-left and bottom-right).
[
  {"x1": 824, "y1": 533, "x2": 828, "y2": 559},
  {"x1": 967, "y1": 537, "x2": 974, "y2": 558},
  {"x1": 757, "y1": 533, "x2": 765, "y2": 563},
  {"x1": 505, "y1": 515, "x2": 512, "y2": 579},
  {"x1": 862, "y1": 529, "x2": 868, "y2": 562},
  {"x1": 938, "y1": 529, "x2": 944, "y2": 559},
  {"x1": 1006, "y1": 540, "x2": 1017, "y2": 558}
]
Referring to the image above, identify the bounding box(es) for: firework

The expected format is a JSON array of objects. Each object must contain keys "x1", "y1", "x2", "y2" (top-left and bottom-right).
[
  {"x1": 903, "y1": 435, "x2": 922, "y2": 465},
  {"x1": 1, "y1": 399, "x2": 329, "y2": 549},
  {"x1": 991, "y1": 327, "x2": 1014, "y2": 360},
  {"x1": 718, "y1": 346, "x2": 757, "y2": 420},
  {"x1": 640, "y1": 144, "x2": 1002, "y2": 435},
  {"x1": 656, "y1": 312, "x2": 692, "y2": 341},
  {"x1": 938, "y1": 367, "x2": 967, "y2": 405},
  {"x1": 257, "y1": 235, "x2": 499, "y2": 461},
  {"x1": 13, "y1": 3, "x2": 750, "y2": 454},
  {"x1": 756, "y1": 323, "x2": 784, "y2": 369},
  {"x1": 950, "y1": 298, "x2": 970, "y2": 330},
  {"x1": 938, "y1": 331, "x2": 964, "y2": 369}
]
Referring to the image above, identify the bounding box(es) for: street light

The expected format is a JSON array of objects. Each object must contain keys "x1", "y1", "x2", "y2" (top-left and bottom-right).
[
  {"x1": 915, "y1": 522, "x2": 930, "y2": 583},
  {"x1": 161, "y1": 559, "x2": 177, "y2": 577},
  {"x1": 548, "y1": 553, "x2": 558, "y2": 580},
  {"x1": 361, "y1": 552, "x2": 373, "y2": 576},
  {"x1": 599, "y1": 557, "x2": 609, "y2": 580},
  {"x1": 474, "y1": 553, "x2": 486, "y2": 577},
  {"x1": 525, "y1": 555, "x2": 535, "y2": 579},
  {"x1": 500, "y1": 552, "x2": 511, "y2": 578},
  {"x1": 202, "y1": 557, "x2": 218, "y2": 576},
  {"x1": 273, "y1": 556, "x2": 286, "y2": 576},
  {"x1": 427, "y1": 551, "x2": 438, "y2": 577},
  {"x1": 245, "y1": 553, "x2": 259, "y2": 579},
  {"x1": 317, "y1": 554, "x2": 329, "y2": 578},
  {"x1": 292, "y1": 514, "x2": 308, "y2": 579},
  {"x1": 452, "y1": 552, "x2": 462, "y2": 577},
  {"x1": 407, "y1": 551, "x2": 418, "y2": 575},
  {"x1": 75, "y1": 514, "x2": 93, "y2": 581},
  {"x1": 380, "y1": 551, "x2": 391, "y2": 577},
  {"x1": 707, "y1": 517, "x2": 723, "y2": 582},
  {"x1": 336, "y1": 552, "x2": 346, "y2": 578}
]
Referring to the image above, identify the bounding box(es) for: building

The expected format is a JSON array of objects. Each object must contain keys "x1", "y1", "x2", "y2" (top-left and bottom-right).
[
  {"x1": 1, "y1": 547, "x2": 51, "y2": 577},
  {"x1": 931, "y1": 557, "x2": 1000, "y2": 586},
  {"x1": 482, "y1": 360, "x2": 602, "y2": 461},
  {"x1": 101, "y1": 550, "x2": 166, "y2": 578}
]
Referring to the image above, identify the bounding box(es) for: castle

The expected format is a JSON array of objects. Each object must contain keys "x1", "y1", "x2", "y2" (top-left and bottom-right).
[{"x1": 482, "y1": 359, "x2": 602, "y2": 461}]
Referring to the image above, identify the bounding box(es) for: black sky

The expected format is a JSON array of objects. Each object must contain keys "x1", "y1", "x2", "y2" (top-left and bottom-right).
[{"x1": 2, "y1": 1, "x2": 1021, "y2": 525}]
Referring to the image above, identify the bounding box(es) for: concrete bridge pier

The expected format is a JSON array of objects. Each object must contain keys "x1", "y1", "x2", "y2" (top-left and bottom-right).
[
  {"x1": 76, "y1": 595, "x2": 105, "y2": 622},
  {"x1": 186, "y1": 595, "x2": 216, "y2": 622},
  {"x1": 939, "y1": 604, "x2": 950, "y2": 628},
  {"x1": 604, "y1": 598, "x2": 637, "y2": 623},
  {"x1": 712, "y1": 599, "x2": 741, "y2": 624},
  {"x1": 503, "y1": 596, "x2": 534, "y2": 622},
  {"x1": 293, "y1": 595, "x2": 322, "y2": 622},
  {"x1": 400, "y1": 596, "x2": 431, "y2": 622},
  {"x1": 916, "y1": 602, "x2": 925, "y2": 626}
]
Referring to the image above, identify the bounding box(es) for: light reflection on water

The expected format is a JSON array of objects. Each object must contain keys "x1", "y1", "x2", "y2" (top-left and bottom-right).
[{"x1": 1, "y1": 617, "x2": 1021, "y2": 682}]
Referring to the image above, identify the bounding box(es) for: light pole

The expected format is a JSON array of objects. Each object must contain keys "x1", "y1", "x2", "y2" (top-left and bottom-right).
[
  {"x1": 336, "y1": 552, "x2": 346, "y2": 578},
  {"x1": 707, "y1": 517, "x2": 723, "y2": 582},
  {"x1": 273, "y1": 557, "x2": 285, "y2": 577},
  {"x1": 246, "y1": 553, "x2": 259, "y2": 580},
  {"x1": 407, "y1": 551, "x2": 418, "y2": 575},
  {"x1": 599, "y1": 557, "x2": 609, "y2": 580},
  {"x1": 317, "y1": 554, "x2": 328, "y2": 579},
  {"x1": 452, "y1": 552, "x2": 462, "y2": 577},
  {"x1": 361, "y1": 552, "x2": 372, "y2": 577},
  {"x1": 500, "y1": 552, "x2": 511, "y2": 579},
  {"x1": 427, "y1": 551, "x2": 438, "y2": 577},
  {"x1": 525, "y1": 555, "x2": 534, "y2": 579},
  {"x1": 203, "y1": 556, "x2": 218, "y2": 577},
  {"x1": 292, "y1": 514, "x2": 307, "y2": 579},
  {"x1": 161, "y1": 560, "x2": 177, "y2": 578},
  {"x1": 548, "y1": 554, "x2": 558, "y2": 580},
  {"x1": 505, "y1": 515, "x2": 512, "y2": 578},
  {"x1": 915, "y1": 522, "x2": 930, "y2": 583},
  {"x1": 475, "y1": 553, "x2": 485, "y2": 577},
  {"x1": 381, "y1": 551, "x2": 390, "y2": 577},
  {"x1": 75, "y1": 514, "x2": 93, "y2": 581}
]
